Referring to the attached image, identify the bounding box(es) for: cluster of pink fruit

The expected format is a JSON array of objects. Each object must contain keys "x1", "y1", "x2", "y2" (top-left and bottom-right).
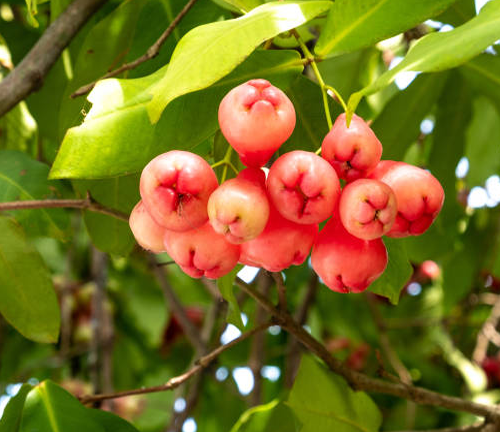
[{"x1": 129, "y1": 79, "x2": 444, "y2": 294}]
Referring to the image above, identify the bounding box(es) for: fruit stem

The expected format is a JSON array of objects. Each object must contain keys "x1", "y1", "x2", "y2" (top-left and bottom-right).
[{"x1": 292, "y1": 30, "x2": 346, "y2": 130}]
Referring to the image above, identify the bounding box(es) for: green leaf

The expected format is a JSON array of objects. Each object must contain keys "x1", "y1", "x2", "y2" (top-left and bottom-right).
[
  {"x1": 368, "y1": 238, "x2": 412, "y2": 305},
  {"x1": 435, "y1": 0, "x2": 476, "y2": 26},
  {"x1": 287, "y1": 356, "x2": 382, "y2": 432},
  {"x1": 0, "y1": 150, "x2": 69, "y2": 240},
  {"x1": 51, "y1": 50, "x2": 303, "y2": 179},
  {"x1": 282, "y1": 75, "x2": 340, "y2": 154},
  {"x1": 315, "y1": 0, "x2": 458, "y2": 57},
  {"x1": 230, "y1": 399, "x2": 279, "y2": 432},
  {"x1": 20, "y1": 381, "x2": 103, "y2": 432},
  {"x1": 147, "y1": 0, "x2": 332, "y2": 123},
  {"x1": 86, "y1": 408, "x2": 141, "y2": 432},
  {"x1": 371, "y1": 73, "x2": 447, "y2": 160},
  {"x1": 460, "y1": 54, "x2": 500, "y2": 114},
  {"x1": 0, "y1": 102, "x2": 37, "y2": 153},
  {"x1": 348, "y1": 0, "x2": 500, "y2": 112},
  {"x1": 464, "y1": 97, "x2": 500, "y2": 187},
  {"x1": 0, "y1": 384, "x2": 33, "y2": 432},
  {"x1": 218, "y1": 0, "x2": 263, "y2": 13},
  {"x1": 74, "y1": 175, "x2": 139, "y2": 255},
  {"x1": 217, "y1": 264, "x2": 245, "y2": 330},
  {"x1": 0, "y1": 217, "x2": 60, "y2": 343}
]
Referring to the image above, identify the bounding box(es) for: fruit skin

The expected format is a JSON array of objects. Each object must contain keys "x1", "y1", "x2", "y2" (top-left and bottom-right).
[
  {"x1": 129, "y1": 201, "x2": 166, "y2": 253},
  {"x1": 321, "y1": 113, "x2": 382, "y2": 182},
  {"x1": 208, "y1": 168, "x2": 270, "y2": 244},
  {"x1": 311, "y1": 217, "x2": 387, "y2": 293},
  {"x1": 218, "y1": 79, "x2": 296, "y2": 167},
  {"x1": 368, "y1": 160, "x2": 445, "y2": 237},
  {"x1": 140, "y1": 150, "x2": 218, "y2": 232},
  {"x1": 163, "y1": 222, "x2": 240, "y2": 279},
  {"x1": 240, "y1": 204, "x2": 318, "y2": 272},
  {"x1": 417, "y1": 260, "x2": 441, "y2": 282},
  {"x1": 267, "y1": 150, "x2": 340, "y2": 224},
  {"x1": 339, "y1": 179, "x2": 397, "y2": 240}
]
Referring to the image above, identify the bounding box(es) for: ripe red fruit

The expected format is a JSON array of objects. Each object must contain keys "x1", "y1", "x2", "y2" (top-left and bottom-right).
[
  {"x1": 129, "y1": 201, "x2": 166, "y2": 253},
  {"x1": 163, "y1": 222, "x2": 240, "y2": 279},
  {"x1": 321, "y1": 113, "x2": 382, "y2": 182},
  {"x1": 339, "y1": 179, "x2": 397, "y2": 240},
  {"x1": 208, "y1": 168, "x2": 270, "y2": 244},
  {"x1": 218, "y1": 79, "x2": 296, "y2": 167},
  {"x1": 369, "y1": 161, "x2": 444, "y2": 237},
  {"x1": 311, "y1": 217, "x2": 387, "y2": 293},
  {"x1": 140, "y1": 151, "x2": 218, "y2": 232},
  {"x1": 267, "y1": 150, "x2": 340, "y2": 224},
  {"x1": 240, "y1": 205, "x2": 318, "y2": 272}
]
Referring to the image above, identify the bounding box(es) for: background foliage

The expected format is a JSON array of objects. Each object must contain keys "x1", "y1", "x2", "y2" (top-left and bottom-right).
[{"x1": 1, "y1": 0, "x2": 500, "y2": 431}]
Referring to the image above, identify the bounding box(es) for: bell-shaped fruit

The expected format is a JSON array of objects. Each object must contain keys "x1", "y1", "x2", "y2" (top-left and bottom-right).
[
  {"x1": 368, "y1": 161, "x2": 444, "y2": 237},
  {"x1": 311, "y1": 217, "x2": 387, "y2": 293},
  {"x1": 321, "y1": 113, "x2": 382, "y2": 182},
  {"x1": 163, "y1": 222, "x2": 240, "y2": 279},
  {"x1": 208, "y1": 168, "x2": 270, "y2": 244},
  {"x1": 240, "y1": 205, "x2": 317, "y2": 272},
  {"x1": 140, "y1": 151, "x2": 218, "y2": 232},
  {"x1": 339, "y1": 179, "x2": 397, "y2": 240},
  {"x1": 218, "y1": 79, "x2": 296, "y2": 167},
  {"x1": 129, "y1": 201, "x2": 166, "y2": 253},
  {"x1": 267, "y1": 150, "x2": 340, "y2": 224}
]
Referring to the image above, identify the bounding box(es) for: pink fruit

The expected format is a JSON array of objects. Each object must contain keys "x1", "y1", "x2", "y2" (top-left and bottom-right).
[
  {"x1": 418, "y1": 260, "x2": 441, "y2": 281},
  {"x1": 163, "y1": 222, "x2": 240, "y2": 279},
  {"x1": 369, "y1": 161, "x2": 444, "y2": 237},
  {"x1": 208, "y1": 168, "x2": 270, "y2": 244},
  {"x1": 240, "y1": 205, "x2": 318, "y2": 272},
  {"x1": 339, "y1": 179, "x2": 397, "y2": 240},
  {"x1": 218, "y1": 79, "x2": 296, "y2": 167},
  {"x1": 140, "y1": 151, "x2": 218, "y2": 232},
  {"x1": 321, "y1": 113, "x2": 382, "y2": 182},
  {"x1": 311, "y1": 217, "x2": 387, "y2": 293},
  {"x1": 267, "y1": 150, "x2": 341, "y2": 224},
  {"x1": 129, "y1": 201, "x2": 166, "y2": 253}
]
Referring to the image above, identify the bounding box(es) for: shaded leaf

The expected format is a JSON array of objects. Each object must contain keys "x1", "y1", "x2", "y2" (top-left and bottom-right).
[
  {"x1": 51, "y1": 50, "x2": 303, "y2": 179},
  {"x1": 0, "y1": 384, "x2": 33, "y2": 432},
  {"x1": 369, "y1": 238, "x2": 412, "y2": 305},
  {"x1": 147, "y1": 0, "x2": 332, "y2": 122},
  {"x1": 0, "y1": 217, "x2": 60, "y2": 343},
  {"x1": 287, "y1": 356, "x2": 382, "y2": 432},
  {"x1": 217, "y1": 265, "x2": 245, "y2": 330},
  {"x1": 436, "y1": 0, "x2": 476, "y2": 26},
  {"x1": 348, "y1": 0, "x2": 500, "y2": 112},
  {"x1": 0, "y1": 150, "x2": 69, "y2": 240},
  {"x1": 315, "y1": 0, "x2": 457, "y2": 57}
]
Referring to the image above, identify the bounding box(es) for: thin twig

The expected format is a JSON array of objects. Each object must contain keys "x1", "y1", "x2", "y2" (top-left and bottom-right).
[
  {"x1": 0, "y1": 0, "x2": 108, "y2": 117},
  {"x1": 271, "y1": 272, "x2": 287, "y2": 311},
  {"x1": 71, "y1": 0, "x2": 199, "y2": 98},
  {"x1": 234, "y1": 280, "x2": 500, "y2": 422},
  {"x1": 473, "y1": 295, "x2": 500, "y2": 364},
  {"x1": 79, "y1": 322, "x2": 270, "y2": 404},
  {"x1": 0, "y1": 196, "x2": 129, "y2": 221}
]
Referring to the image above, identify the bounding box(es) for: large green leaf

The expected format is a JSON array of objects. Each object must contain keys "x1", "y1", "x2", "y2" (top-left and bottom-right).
[
  {"x1": 315, "y1": 0, "x2": 458, "y2": 57},
  {"x1": 368, "y1": 238, "x2": 412, "y2": 305},
  {"x1": 147, "y1": 0, "x2": 332, "y2": 123},
  {"x1": 19, "y1": 380, "x2": 139, "y2": 432},
  {"x1": 460, "y1": 54, "x2": 500, "y2": 114},
  {"x1": 74, "y1": 175, "x2": 139, "y2": 255},
  {"x1": 0, "y1": 384, "x2": 33, "y2": 432},
  {"x1": 436, "y1": 0, "x2": 476, "y2": 26},
  {"x1": 218, "y1": 264, "x2": 245, "y2": 330},
  {"x1": 50, "y1": 50, "x2": 303, "y2": 179},
  {"x1": 371, "y1": 73, "x2": 447, "y2": 160},
  {"x1": 287, "y1": 356, "x2": 382, "y2": 432},
  {"x1": 464, "y1": 97, "x2": 500, "y2": 187},
  {"x1": 0, "y1": 217, "x2": 60, "y2": 343},
  {"x1": 348, "y1": 0, "x2": 500, "y2": 113},
  {"x1": 0, "y1": 150, "x2": 69, "y2": 240}
]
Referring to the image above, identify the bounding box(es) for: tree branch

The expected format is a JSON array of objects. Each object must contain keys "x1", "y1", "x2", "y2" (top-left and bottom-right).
[
  {"x1": 79, "y1": 322, "x2": 270, "y2": 404},
  {"x1": 0, "y1": 0, "x2": 108, "y2": 118},
  {"x1": 0, "y1": 197, "x2": 129, "y2": 221},
  {"x1": 234, "y1": 280, "x2": 500, "y2": 422},
  {"x1": 472, "y1": 294, "x2": 500, "y2": 364},
  {"x1": 71, "y1": 0, "x2": 199, "y2": 98}
]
